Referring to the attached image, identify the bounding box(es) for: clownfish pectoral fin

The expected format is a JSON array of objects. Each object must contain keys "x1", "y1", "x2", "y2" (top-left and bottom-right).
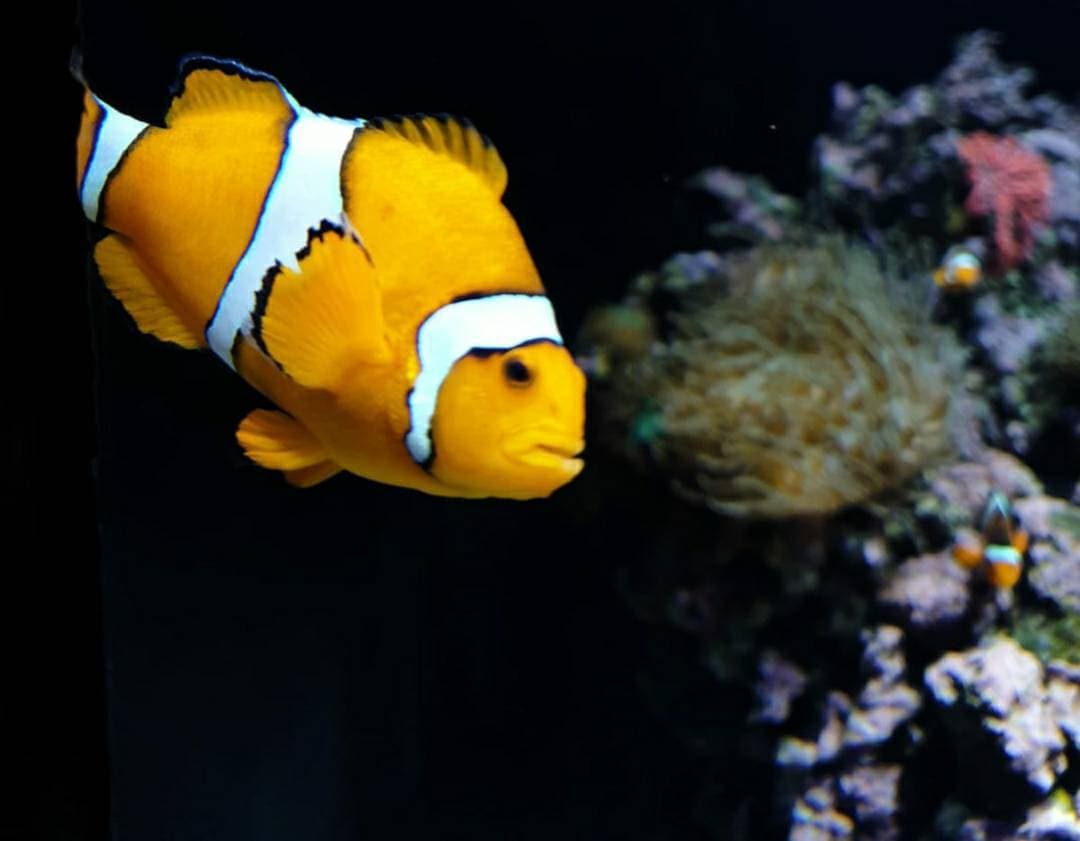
[
  {"x1": 254, "y1": 220, "x2": 391, "y2": 390},
  {"x1": 236, "y1": 408, "x2": 337, "y2": 485},
  {"x1": 94, "y1": 234, "x2": 203, "y2": 348},
  {"x1": 165, "y1": 55, "x2": 293, "y2": 127}
]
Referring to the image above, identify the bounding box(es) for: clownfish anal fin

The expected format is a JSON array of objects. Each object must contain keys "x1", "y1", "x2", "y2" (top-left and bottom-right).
[
  {"x1": 236, "y1": 408, "x2": 334, "y2": 479},
  {"x1": 166, "y1": 55, "x2": 292, "y2": 127},
  {"x1": 255, "y1": 221, "x2": 391, "y2": 390},
  {"x1": 364, "y1": 114, "x2": 508, "y2": 197},
  {"x1": 94, "y1": 234, "x2": 202, "y2": 349},
  {"x1": 284, "y1": 460, "x2": 341, "y2": 488}
]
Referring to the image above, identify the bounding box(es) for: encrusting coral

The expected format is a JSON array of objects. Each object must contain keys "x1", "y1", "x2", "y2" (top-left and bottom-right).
[{"x1": 593, "y1": 238, "x2": 965, "y2": 518}]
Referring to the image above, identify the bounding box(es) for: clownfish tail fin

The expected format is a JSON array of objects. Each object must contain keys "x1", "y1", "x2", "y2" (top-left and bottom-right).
[
  {"x1": 73, "y1": 46, "x2": 106, "y2": 196},
  {"x1": 69, "y1": 46, "x2": 87, "y2": 86},
  {"x1": 74, "y1": 58, "x2": 149, "y2": 223},
  {"x1": 75, "y1": 86, "x2": 102, "y2": 193}
]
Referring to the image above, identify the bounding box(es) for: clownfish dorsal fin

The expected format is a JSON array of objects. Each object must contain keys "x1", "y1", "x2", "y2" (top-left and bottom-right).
[
  {"x1": 254, "y1": 219, "x2": 391, "y2": 390},
  {"x1": 236, "y1": 408, "x2": 339, "y2": 487},
  {"x1": 981, "y1": 490, "x2": 1015, "y2": 546},
  {"x1": 366, "y1": 114, "x2": 508, "y2": 197},
  {"x1": 165, "y1": 55, "x2": 294, "y2": 127},
  {"x1": 94, "y1": 234, "x2": 203, "y2": 349}
]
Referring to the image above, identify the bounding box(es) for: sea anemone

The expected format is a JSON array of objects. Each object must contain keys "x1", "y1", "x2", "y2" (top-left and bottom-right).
[{"x1": 597, "y1": 238, "x2": 965, "y2": 518}]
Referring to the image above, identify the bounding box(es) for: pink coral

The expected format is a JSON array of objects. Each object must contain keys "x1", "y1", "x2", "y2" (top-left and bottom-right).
[{"x1": 957, "y1": 132, "x2": 1051, "y2": 271}]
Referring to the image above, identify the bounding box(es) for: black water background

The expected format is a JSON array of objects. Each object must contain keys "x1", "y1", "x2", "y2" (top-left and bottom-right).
[{"x1": 23, "y1": 2, "x2": 1078, "y2": 839}]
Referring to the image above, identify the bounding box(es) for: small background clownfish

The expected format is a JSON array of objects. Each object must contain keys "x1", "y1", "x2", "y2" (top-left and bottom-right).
[
  {"x1": 952, "y1": 490, "x2": 1029, "y2": 588},
  {"x1": 933, "y1": 245, "x2": 982, "y2": 293},
  {"x1": 75, "y1": 54, "x2": 585, "y2": 499}
]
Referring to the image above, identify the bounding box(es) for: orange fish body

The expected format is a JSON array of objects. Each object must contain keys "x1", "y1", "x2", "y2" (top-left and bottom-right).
[
  {"x1": 76, "y1": 57, "x2": 585, "y2": 498},
  {"x1": 933, "y1": 246, "x2": 982, "y2": 292},
  {"x1": 951, "y1": 491, "x2": 1028, "y2": 589}
]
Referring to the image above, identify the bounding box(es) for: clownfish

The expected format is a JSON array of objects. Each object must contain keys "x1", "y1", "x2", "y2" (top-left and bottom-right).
[
  {"x1": 933, "y1": 246, "x2": 982, "y2": 292},
  {"x1": 74, "y1": 55, "x2": 585, "y2": 499},
  {"x1": 952, "y1": 491, "x2": 1029, "y2": 588}
]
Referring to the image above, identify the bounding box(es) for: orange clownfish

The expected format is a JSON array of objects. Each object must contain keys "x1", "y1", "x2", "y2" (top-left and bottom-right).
[
  {"x1": 933, "y1": 246, "x2": 982, "y2": 292},
  {"x1": 75, "y1": 56, "x2": 585, "y2": 499},
  {"x1": 952, "y1": 491, "x2": 1029, "y2": 588}
]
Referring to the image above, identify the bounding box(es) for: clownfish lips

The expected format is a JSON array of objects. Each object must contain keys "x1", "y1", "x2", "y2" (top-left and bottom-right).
[{"x1": 504, "y1": 430, "x2": 585, "y2": 478}]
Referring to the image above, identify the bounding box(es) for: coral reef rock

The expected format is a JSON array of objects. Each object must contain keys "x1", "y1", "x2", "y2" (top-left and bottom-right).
[
  {"x1": 960, "y1": 792, "x2": 1080, "y2": 840},
  {"x1": 879, "y1": 550, "x2": 971, "y2": 631},
  {"x1": 787, "y1": 763, "x2": 903, "y2": 841},
  {"x1": 925, "y1": 636, "x2": 1078, "y2": 794},
  {"x1": 974, "y1": 295, "x2": 1049, "y2": 377},
  {"x1": 812, "y1": 30, "x2": 1078, "y2": 265},
  {"x1": 1012, "y1": 496, "x2": 1080, "y2": 613},
  {"x1": 752, "y1": 650, "x2": 809, "y2": 724},
  {"x1": 778, "y1": 626, "x2": 919, "y2": 768},
  {"x1": 837, "y1": 764, "x2": 902, "y2": 841},
  {"x1": 692, "y1": 166, "x2": 801, "y2": 245},
  {"x1": 790, "y1": 780, "x2": 855, "y2": 841}
]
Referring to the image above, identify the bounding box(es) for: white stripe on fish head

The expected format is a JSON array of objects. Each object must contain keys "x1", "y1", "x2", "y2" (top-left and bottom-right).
[{"x1": 405, "y1": 293, "x2": 565, "y2": 466}]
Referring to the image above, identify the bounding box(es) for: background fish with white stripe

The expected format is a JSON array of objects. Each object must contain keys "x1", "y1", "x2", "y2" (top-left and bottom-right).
[{"x1": 75, "y1": 55, "x2": 586, "y2": 499}]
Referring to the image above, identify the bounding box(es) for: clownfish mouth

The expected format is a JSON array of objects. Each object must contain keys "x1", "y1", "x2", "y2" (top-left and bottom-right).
[{"x1": 505, "y1": 433, "x2": 585, "y2": 478}]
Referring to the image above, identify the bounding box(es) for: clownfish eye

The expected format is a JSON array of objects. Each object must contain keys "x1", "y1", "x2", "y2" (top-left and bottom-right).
[{"x1": 503, "y1": 357, "x2": 532, "y2": 386}]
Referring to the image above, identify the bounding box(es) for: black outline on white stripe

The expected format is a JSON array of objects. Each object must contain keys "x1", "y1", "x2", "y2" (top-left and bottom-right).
[{"x1": 203, "y1": 106, "x2": 299, "y2": 358}]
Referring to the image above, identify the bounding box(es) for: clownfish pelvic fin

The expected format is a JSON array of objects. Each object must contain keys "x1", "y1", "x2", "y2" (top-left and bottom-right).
[
  {"x1": 94, "y1": 234, "x2": 203, "y2": 349},
  {"x1": 254, "y1": 221, "x2": 391, "y2": 390}
]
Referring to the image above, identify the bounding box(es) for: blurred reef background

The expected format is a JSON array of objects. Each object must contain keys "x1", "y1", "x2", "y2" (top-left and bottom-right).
[{"x1": 579, "y1": 32, "x2": 1079, "y2": 841}]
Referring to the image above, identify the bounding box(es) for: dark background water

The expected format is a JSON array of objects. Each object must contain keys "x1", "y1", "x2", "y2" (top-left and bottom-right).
[{"x1": 23, "y1": 1, "x2": 1078, "y2": 839}]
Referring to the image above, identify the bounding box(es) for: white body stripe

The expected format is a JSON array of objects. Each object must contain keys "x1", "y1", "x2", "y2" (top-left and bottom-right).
[
  {"x1": 206, "y1": 107, "x2": 364, "y2": 365},
  {"x1": 405, "y1": 294, "x2": 564, "y2": 464},
  {"x1": 950, "y1": 253, "x2": 980, "y2": 272},
  {"x1": 984, "y1": 544, "x2": 1021, "y2": 566},
  {"x1": 80, "y1": 98, "x2": 148, "y2": 223}
]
